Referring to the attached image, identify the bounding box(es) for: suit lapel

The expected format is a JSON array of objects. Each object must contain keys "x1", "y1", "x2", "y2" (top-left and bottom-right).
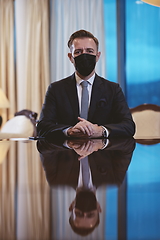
[
  {"x1": 64, "y1": 74, "x2": 105, "y2": 121},
  {"x1": 65, "y1": 74, "x2": 79, "y2": 119},
  {"x1": 88, "y1": 74, "x2": 104, "y2": 120}
]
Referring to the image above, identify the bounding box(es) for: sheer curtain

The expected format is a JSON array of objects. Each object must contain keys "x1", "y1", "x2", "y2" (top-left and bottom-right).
[
  {"x1": 0, "y1": 2, "x2": 16, "y2": 238},
  {"x1": 50, "y1": 1, "x2": 106, "y2": 239},
  {"x1": 15, "y1": 0, "x2": 50, "y2": 115},
  {"x1": 0, "y1": 0, "x2": 15, "y2": 123},
  {"x1": 50, "y1": 0, "x2": 106, "y2": 83},
  {"x1": 25, "y1": 0, "x2": 50, "y2": 114},
  {"x1": 14, "y1": 2, "x2": 51, "y2": 239}
]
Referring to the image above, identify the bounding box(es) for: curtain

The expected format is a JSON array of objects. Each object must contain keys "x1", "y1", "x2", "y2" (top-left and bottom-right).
[
  {"x1": 25, "y1": 0, "x2": 50, "y2": 114},
  {"x1": 14, "y1": 2, "x2": 51, "y2": 238},
  {"x1": 50, "y1": 0, "x2": 106, "y2": 83},
  {"x1": 15, "y1": 0, "x2": 50, "y2": 116},
  {"x1": 0, "y1": 0, "x2": 15, "y2": 123},
  {"x1": 0, "y1": 1, "x2": 16, "y2": 238},
  {"x1": 50, "y1": 2, "x2": 106, "y2": 238},
  {"x1": 15, "y1": 0, "x2": 27, "y2": 111}
]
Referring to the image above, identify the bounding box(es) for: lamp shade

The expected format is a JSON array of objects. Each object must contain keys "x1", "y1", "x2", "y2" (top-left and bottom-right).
[
  {"x1": 141, "y1": 0, "x2": 160, "y2": 7},
  {"x1": 0, "y1": 88, "x2": 10, "y2": 108}
]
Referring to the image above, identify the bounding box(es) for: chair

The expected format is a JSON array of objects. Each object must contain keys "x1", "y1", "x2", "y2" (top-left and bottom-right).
[
  {"x1": 0, "y1": 109, "x2": 38, "y2": 139},
  {"x1": 130, "y1": 104, "x2": 160, "y2": 143}
]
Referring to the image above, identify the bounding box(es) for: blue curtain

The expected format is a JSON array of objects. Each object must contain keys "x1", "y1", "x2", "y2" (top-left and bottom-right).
[
  {"x1": 104, "y1": 0, "x2": 160, "y2": 108},
  {"x1": 104, "y1": 2, "x2": 118, "y2": 239},
  {"x1": 104, "y1": 1, "x2": 160, "y2": 240},
  {"x1": 104, "y1": 0, "x2": 117, "y2": 83},
  {"x1": 126, "y1": 0, "x2": 160, "y2": 107}
]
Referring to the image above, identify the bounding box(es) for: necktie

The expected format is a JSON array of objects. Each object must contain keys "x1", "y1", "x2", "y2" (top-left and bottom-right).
[
  {"x1": 80, "y1": 81, "x2": 89, "y2": 120},
  {"x1": 81, "y1": 156, "x2": 90, "y2": 188}
]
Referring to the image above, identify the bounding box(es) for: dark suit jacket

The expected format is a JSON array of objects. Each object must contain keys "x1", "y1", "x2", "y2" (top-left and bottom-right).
[
  {"x1": 37, "y1": 73, "x2": 135, "y2": 138},
  {"x1": 37, "y1": 138, "x2": 135, "y2": 189}
]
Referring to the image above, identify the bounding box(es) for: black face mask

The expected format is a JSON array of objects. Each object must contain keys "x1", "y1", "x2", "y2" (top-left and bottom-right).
[
  {"x1": 75, "y1": 190, "x2": 97, "y2": 212},
  {"x1": 74, "y1": 54, "x2": 96, "y2": 77}
]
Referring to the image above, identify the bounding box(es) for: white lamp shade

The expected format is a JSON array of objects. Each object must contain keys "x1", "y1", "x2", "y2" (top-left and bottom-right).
[
  {"x1": 0, "y1": 88, "x2": 10, "y2": 108},
  {"x1": 141, "y1": 0, "x2": 160, "y2": 7}
]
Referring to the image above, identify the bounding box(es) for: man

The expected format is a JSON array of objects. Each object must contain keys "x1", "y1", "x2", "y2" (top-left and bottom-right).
[{"x1": 37, "y1": 29, "x2": 135, "y2": 138}]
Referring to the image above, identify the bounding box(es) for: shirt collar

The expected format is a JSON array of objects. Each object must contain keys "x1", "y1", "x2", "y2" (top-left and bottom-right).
[{"x1": 75, "y1": 73, "x2": 95, "y2": 86}]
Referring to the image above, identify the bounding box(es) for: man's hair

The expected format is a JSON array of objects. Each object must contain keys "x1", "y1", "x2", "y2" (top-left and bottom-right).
[
  {"x1": 68, "y1": 29, "x2": 99, "y2": 50},
  {"x1": 69, "y1": 214, "x2": 100, "y2": 237}
]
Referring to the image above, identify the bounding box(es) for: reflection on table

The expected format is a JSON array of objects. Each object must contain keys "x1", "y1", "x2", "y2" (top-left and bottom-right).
[
  {"x1": 1, "y1": 136, "x2": 160, "y2": 240},
  {"x1": 0, "y1": 139, "x2": 50, "y2": 240},
  {"x1": 37, "y1": 137, "x2": 135, "y2": 239}
]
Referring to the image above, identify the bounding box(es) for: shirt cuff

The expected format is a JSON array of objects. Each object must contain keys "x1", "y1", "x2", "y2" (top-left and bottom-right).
[
  {"x1": 63, "y1": 127, "x2": 71, "y2": 136},
  {"x1": 101, "y1": 138, "x2": 109, "y2": 149},
  {"x1": 101, "y1": 126, "x2": 109, "y2": 138}
]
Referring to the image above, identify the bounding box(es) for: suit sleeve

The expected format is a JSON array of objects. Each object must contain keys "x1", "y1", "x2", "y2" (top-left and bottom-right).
[
  {"x1": 104, "y1": 84, "x2": 135, "y2": 137},
  {"x1": 37, "y1": 84, "x2": 70, "y2": 138}
]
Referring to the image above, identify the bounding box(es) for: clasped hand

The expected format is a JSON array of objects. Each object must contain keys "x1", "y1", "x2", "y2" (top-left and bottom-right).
[
  {"x1": 67, "y1": 138, "x2": 104, "y2": 160},
  {"x1": 67, "y1": 117, "x2": 103, "y2": 138}
]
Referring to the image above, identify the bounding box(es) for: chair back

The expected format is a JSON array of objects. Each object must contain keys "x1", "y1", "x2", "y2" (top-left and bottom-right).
[{"x1": 130, "y1": 104, "x2": 160, "y2": 139}]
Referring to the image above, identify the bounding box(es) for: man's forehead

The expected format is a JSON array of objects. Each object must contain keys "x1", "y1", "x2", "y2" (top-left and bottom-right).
[{"x1": 72, "y1": 38, "x2": 96, "y2": 48}]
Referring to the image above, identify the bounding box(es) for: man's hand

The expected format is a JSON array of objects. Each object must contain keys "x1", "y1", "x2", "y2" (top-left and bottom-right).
[
  {"x1": 67, "y1": 117, "x2": 103, "y2": 138},
  {"x1": 67, "y1": 138, "x2": 104, "y2": 160}
]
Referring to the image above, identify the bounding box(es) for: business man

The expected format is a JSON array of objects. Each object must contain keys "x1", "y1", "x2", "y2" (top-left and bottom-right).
[{"x1": 37, "y1": 30, "x2": 135, "y2": 139}]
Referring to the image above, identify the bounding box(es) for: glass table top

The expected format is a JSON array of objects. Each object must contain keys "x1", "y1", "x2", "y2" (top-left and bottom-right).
[{"x1": 0, "y1": 136, "x2": 160, "y2": 240}]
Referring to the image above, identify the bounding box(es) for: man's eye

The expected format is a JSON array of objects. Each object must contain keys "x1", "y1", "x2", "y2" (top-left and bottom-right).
[
  {"x1": 87, "y1": 49, "x2": 94, "y2": 53},
  {"x1": 75, "y1": 212, "x2": 83, "y2": 217},
  {"x1": 74, "y1": 50, "x2": 81, "y2": 55},
  {"x1": 87, "y1": 213, "x2": 95, "y2": 218}
]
